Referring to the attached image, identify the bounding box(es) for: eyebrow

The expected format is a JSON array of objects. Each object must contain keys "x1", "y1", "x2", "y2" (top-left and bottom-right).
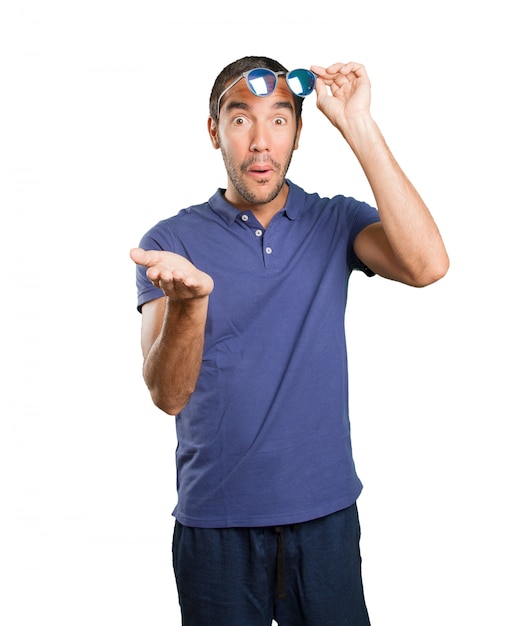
[{"x1": 224, "y1": 100, "x2": 294, "y2": 115}]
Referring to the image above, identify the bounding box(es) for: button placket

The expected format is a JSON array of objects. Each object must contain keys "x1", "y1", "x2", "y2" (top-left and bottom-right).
[
  {"x1": 255, "y1": 228, "x2": 273, "y2": 263},
  {"x1": 236, "y1": 212, "x2": 279, "y2": 269}
]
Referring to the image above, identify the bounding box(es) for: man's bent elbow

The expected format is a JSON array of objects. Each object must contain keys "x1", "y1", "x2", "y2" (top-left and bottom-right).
[
  {"x1": 410, "y1": 253, "x2": 450, "y2": 288},
  {"x1": 148, "y1": 383, "x2": 194, "y2": 416},
  {"x1": 150, "y1": 391, "x2": 190, "y2": 416},
  {"x1": 143, "y1": 362, "x2": 197, "y2": 415}
]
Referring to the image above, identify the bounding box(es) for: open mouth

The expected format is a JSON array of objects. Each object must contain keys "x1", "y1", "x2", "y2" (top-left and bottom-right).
[
  {"x1": 250, "y1": 167, "x2": 272, "y2": 176},
  {"x1": 247, "y1": 162, "x2": 275, "y2": 178},
  {"x1": 244, "y1": 157, "x2": 278, "y2": 178}
]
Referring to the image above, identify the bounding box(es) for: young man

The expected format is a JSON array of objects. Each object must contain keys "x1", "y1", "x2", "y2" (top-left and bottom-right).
[{"x1": 131, "y1": 56, "x2": 449, "y2": 625}]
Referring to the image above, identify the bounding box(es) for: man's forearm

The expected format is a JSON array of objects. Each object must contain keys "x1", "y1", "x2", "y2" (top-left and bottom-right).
[
  {"x1": 143, "y1": 296, "x2": 209, "y2": 415},
  {"x1": 343, "y1": 114, "x2": 449, "y2": 284}
]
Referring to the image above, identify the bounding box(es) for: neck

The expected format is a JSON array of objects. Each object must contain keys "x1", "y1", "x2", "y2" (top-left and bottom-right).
[{"x1": 225, "y1": 182, "x2": 290, "y2": 229}]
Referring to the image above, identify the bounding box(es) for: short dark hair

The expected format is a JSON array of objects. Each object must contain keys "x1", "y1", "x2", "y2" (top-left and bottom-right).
[{"x1": 209, "y1": 56, "x2": 305, "y2": 125}]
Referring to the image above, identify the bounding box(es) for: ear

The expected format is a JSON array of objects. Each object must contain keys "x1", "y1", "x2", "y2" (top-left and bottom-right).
[
  {"x1": 293, "y1": 117, "x2": 303, "y2": 150},
  {"x1": 208, "y1": 116, "x2": 220, "y2": 149}
]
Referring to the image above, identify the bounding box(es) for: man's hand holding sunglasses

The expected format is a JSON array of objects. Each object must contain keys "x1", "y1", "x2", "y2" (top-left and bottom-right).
[{"x1": 311, "y1": 62, "x2": 372, "y2": 131}]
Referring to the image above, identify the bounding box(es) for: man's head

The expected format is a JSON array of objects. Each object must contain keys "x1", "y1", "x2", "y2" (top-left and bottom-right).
[
  {"x1": 209, "y1": 56, "x2": 307, "y2": 126},
  {"x1": 207, "y1": 56, "x2": 315, "y2": 215}
]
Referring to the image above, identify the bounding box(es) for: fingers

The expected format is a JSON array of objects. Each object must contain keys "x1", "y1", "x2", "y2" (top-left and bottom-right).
[
  {"x1": 130, "y1": 248, "x2": 185, "y2": 279},
  {"x1": 156, "y1": 269, "x2": 214, "y2": 300},
  {"x1": 311, "y1": 63, "x2": 368, "y2": 97},
  {"x1": 311, "y1": 62, "x2": 366, "y2": 80},
  {"x1": 147, "y1": 264, "x2": 205, "y2": 299},
  {"x1": 130, "y1": 247, "x2": 185, "y2": 284},
  {"x1": 147, "y1": 266, "x2": 184, "y2": 286}
]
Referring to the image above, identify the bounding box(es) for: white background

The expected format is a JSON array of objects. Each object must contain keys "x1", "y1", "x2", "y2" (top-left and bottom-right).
[{"x1": 2, "y1": 1, "x2": 523, "y2": 624}]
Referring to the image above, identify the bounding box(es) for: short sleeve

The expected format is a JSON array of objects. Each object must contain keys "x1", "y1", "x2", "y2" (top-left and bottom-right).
[{"x1": 347, "y1": 200, "x2": 380, "y2": 276}]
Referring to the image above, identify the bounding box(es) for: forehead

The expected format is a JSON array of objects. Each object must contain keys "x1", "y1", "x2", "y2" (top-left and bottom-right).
[{"x1": 220, "y1": 76, "x2": 296, "y2": 116}]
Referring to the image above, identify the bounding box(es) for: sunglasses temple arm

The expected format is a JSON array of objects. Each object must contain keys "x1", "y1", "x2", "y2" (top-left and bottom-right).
[{"x1": 217, "y1": 75, "x2": 244, "y2": 117}]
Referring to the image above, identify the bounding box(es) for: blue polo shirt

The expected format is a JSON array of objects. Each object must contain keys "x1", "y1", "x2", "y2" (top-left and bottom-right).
[{"x1": 136, "y1": 180, "x2": 380, "y2": 528}]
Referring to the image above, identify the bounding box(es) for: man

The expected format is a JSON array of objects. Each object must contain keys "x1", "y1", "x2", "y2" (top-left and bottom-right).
[{"x1": 131, "y1": 56, "x2": 449, "y2": 625}]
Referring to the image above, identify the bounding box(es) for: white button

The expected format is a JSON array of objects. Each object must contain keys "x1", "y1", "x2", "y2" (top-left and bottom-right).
[
  {"x1": 255, "y1": 229, "x2": 263, "y2": 237},
  {"x1": 241, "y1": 214, "x2": 249, "y2": 222},
  {"x1": 265, "y1": 247, "x2": 273, "y2": 254}
]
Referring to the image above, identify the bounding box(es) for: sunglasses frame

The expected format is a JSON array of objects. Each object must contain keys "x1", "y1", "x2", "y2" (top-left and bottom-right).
[{"x1": 216, "y1": 68, "x2": 316, "y2": 118}]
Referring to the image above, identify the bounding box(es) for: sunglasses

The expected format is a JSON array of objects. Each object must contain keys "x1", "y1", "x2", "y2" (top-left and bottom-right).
[{"x1": 217, "y1": 67, "x2": 316, "y2": 117}]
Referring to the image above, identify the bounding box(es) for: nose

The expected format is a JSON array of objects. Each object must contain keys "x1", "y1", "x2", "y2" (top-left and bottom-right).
[{"x1": 249, "y1": 123, "x2": 270, "y2": 152}]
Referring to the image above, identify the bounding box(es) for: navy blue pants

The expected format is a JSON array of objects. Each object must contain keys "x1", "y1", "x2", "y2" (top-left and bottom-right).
[{"x1": 172, "y1": 504, "x2": 371, "y2": 625}]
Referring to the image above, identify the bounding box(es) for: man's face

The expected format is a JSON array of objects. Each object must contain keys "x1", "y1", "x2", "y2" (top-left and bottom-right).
[{"x1": 209, "y1": 75, "x2": 302, "y2": 212}]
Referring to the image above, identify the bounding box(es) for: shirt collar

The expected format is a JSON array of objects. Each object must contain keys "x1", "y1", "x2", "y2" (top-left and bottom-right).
[{"x1": 208, "y1": 180, "x2": 303, "y2": 225}]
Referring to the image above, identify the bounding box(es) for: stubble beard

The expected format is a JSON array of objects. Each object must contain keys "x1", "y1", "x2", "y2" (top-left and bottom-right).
[{"x1": 221, "y1": 147, "x2": 295, "y2": 207}]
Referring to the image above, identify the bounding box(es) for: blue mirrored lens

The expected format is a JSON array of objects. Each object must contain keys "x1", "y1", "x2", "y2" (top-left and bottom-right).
[
  {"x1": 287, "y1": 69, "x2": 316, "y2": 96},
  {"x1": 246, "y1": 69, "x2": 278, "y2": 96}
]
